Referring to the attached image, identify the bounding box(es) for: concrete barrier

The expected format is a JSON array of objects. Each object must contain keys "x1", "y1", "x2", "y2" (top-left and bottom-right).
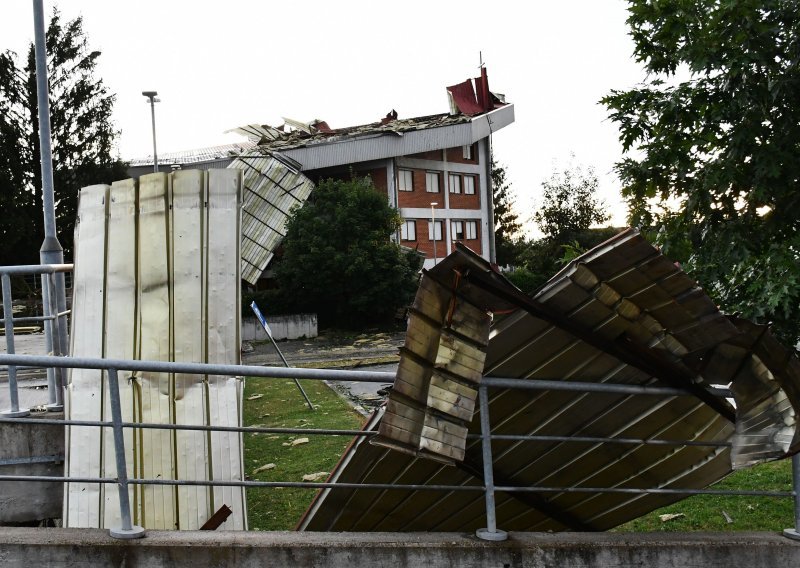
[
  {"x1": 0, "y1": 528, "x2": 798, "y2": 567},
  {"x1": 0, "y1": 413, "x2": 64, "y2": 524},
  {"x1": 241, "y1": 313, "x2": 317, "y2": 341}
]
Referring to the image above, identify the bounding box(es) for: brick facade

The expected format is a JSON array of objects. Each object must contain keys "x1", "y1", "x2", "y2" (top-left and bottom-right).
[
  {"x1": 397, "y1": 169, "x2": 445, "y2": 209},
  {"x1": 445, "y1": 143, "x2": 479, "y2": 165},
  {"x1": 400, "y1": 218, "x2": 447, "y2": 259}
]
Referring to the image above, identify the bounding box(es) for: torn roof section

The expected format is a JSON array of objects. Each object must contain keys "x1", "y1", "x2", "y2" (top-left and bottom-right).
[
  {"x1": 233, "y1": 69, "x2": 513, "y2": 284},
  {"x1": 298, "y1": 230, "x2": 800, "y2": 533}
]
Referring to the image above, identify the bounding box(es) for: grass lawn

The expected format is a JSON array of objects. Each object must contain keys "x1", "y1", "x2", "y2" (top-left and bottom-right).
[
  {"x1": 243, "y1": 375, "x2": 365, "y2": 531},
  {"x1": 242, "y1": 376, "x2": 796, "y2": 533},
  {"x1": 614, "y1": 460, "x2": 795, "y2": 532}
]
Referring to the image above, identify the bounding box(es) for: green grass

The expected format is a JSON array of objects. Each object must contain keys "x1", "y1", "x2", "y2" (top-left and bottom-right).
[
  {"x1": 242, "y1": 376, "x2": 796, "y2": 533},
  {"x1": 243, "y1": 376, "x2": 365, "y2": 531},
  {"x1": 615, "y1": 460, "x2": 794, "y2": 532}
]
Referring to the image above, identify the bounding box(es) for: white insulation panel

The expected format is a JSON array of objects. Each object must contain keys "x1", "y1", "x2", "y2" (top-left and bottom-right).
[{"x1": 66, "y1": 170, "x2": 246, "y2": 530}]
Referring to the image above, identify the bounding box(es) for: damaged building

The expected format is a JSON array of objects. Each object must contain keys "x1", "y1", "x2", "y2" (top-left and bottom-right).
[{"x1": 129, "y1": 68, "x2": 514, "y2": 282}]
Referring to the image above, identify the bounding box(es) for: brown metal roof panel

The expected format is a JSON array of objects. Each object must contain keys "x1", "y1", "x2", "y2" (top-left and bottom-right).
[{"x1": 300, "y1": 234, "x2": 800, "y2": 533}]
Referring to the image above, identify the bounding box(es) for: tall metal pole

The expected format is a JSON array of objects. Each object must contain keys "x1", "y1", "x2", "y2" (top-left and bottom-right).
[
  {"x1": 33, "y1": 0, "x2": 69, "y2": 402},
  {"x1": 430, "y1": 202, "x2": 438, "y2": 266},
  {"x1": 142, "y1": 91, "x2": 159, "y2": 173}
]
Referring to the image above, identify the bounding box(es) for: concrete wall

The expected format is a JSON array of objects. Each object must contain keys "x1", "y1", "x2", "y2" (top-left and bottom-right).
[
  {"x1": 241, "y1": 313, "x2": 317, "y2": 342},
  {"x1": 0, "y1": 528, "x2": 798, "y2": 567},
  {"x1": 0, "y1": 414, "x2": 64, "y2": 524}
]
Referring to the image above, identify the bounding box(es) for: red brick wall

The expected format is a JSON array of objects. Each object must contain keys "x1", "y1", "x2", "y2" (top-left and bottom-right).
[
  {"x1": 363, "y1": 167, "x2": 388, "y2": 197},
  {"x1": 407, "y1": 149, "x2": 444, "y2": 161},
  {"x1": 449, "y1": 192, "x2": 481, "y2": 210},
  {"x1": 445, "y1": 144, "x2": 479, "y2": 165},
  {"x1": 397, "y1": 169, "x2": 445, "y2": 209},
  {"x1": 449, "y1": 220, "x2": 482, "y2": 255},
  {"x1": 400, "y1": 218, "x2": 447, "y2": 259}
]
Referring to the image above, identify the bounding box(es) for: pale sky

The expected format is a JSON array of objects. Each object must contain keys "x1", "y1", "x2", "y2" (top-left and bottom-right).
[{"x1": 2, "y1": 0, "x2": 644, "y2": 235}]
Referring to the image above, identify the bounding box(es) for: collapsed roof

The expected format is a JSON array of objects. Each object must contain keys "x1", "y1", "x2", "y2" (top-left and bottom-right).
[
  {"x1": 299, "y1": 229, "x2": 800, "y2": 532},
  {"x1": 233, "y1": 71, "x2": 513, "y2": 284}
]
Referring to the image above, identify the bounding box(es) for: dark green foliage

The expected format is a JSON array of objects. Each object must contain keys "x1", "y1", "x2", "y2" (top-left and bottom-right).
[
  {"x1": 0, "y1": 9, "x2": 127, "y2": 265},
  {"x1": 491, "y1": 157, "x2": 524, "y2": 266},
  {"x1": 603, "y1": 0, "x2": 800, "y2": 347},
  {"x1": 275, "y1": 176, "x2": 422, "y2": 328},
  {"x1": 533, "y1": 163, "x2": 609, "y2": 242}
]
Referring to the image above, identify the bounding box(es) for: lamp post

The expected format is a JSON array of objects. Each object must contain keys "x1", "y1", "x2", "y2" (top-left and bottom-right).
[
  {"x1": 430, "y1": 202, "x2": 438, "y2": 266},
  {"x1": 142, "y1": 91, "x2": 160, "y2": 173}
]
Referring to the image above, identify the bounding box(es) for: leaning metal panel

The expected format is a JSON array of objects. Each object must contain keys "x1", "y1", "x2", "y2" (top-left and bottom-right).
[
  {"x1": 231, "y1": 154, "x2": 315, "y2": 284},
  {"x1": 66, "y1": 171, "x2": 246, "y2": 530}
]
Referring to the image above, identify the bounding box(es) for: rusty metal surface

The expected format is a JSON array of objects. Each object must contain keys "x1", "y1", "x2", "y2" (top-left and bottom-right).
[{"x1": 299, "y1": 231, "x2": 800, "y2": 532}]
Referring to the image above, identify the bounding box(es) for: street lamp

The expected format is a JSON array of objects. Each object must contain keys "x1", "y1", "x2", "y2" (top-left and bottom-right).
[
  {"x1": 430, "y1": 202, "x2": 438, "y2": 266},
  {"x1": 142, "y1": 91, "x2": 160, "y2": 173}
]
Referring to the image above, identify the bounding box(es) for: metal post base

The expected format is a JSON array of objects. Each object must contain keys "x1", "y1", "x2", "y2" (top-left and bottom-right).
[
  {"x1": 476, "y1": 528, "x2": 508, "y2": 542},
  {"x1": 783, "y1": 528, "x2": 800, "y2": 541},
  {"x1": 109, "y1": 526, "x2": 146, "y2": 540},
  {"x1": 1, "y1": 408, "x2": 30, "y2": 418},
  {"x1": 45, "y1": 403, "x2": 64, "y2": 412}
]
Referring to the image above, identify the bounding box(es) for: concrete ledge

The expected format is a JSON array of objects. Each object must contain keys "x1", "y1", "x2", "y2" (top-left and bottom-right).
[
  {"x1": 0, "y1": 413, "x2": 64, "y2": 524},
  {"x1": 0, "y1": 528, "x2": 798, "y2": 567},
  {"x1": 241, "y1": 313, "x2": 317, "y2": 341}
]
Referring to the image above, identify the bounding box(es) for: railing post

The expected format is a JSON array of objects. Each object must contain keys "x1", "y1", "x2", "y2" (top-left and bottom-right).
[
  {"x1": 783, "y1": 453, "x2": 800, "y2": 541},
  {"x1": 106, "y1": 368, "x2": 145, "y2": 539},
  {"x1": 43, "y1": 273, "x2": 63, "y2": 411},
  {"x1": 476, "y1": 383, "x2": 507, "y2": 541},
  {"x1": 1, "y1": 273, "x2": 30, "y2": 418}
]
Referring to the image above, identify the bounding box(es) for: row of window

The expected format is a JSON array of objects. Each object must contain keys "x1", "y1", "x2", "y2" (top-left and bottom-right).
[
  {"x1": 398, "y1": 170, "x2": 477, "y2": 195},
  {"x1": 401, "y1": 219, "x2": 478, "y2": 242}
]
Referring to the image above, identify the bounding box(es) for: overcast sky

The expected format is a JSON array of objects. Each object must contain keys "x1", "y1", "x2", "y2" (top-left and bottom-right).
[{"x1": 2, "y1": 0, "x2": 644, "y2": 235}]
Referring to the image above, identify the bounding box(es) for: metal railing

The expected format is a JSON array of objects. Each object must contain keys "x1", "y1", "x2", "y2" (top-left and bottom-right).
[
  {"x1": 0, "y1": 352, "x2": 798, "y2": 542},
  {"x1": 1, "y1": 263, "x2": 73, "y2": 416}
]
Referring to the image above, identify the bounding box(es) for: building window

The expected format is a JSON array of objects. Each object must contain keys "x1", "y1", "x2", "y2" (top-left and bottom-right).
[
  {"x1": 448, "y1": 173, "x2": 461, "y2": 194},
  {"x1": 428, "y1": 220, "x2": 443, "y2": 241},
  {"x1": 425, "y1": 171, "x2": 440, "y2": 193},
  {"x1": 451, "y1": 220, "x2": 464, "y2": 240},
  {"x1": 463, "y1": 175, "x2": 476, "y2": 195},
  {"x1": 398, "y1": 169, "x2": 413, "y2": 192},
  {"x1": 462, "y1": 144, "x2": 473, "y2": 160},
  {"x1": 401, "y1": 220, "x2": 416, "y2": 241},
  {"x1": 465, "y1": 220, "x2": 478, "y2": 240}
]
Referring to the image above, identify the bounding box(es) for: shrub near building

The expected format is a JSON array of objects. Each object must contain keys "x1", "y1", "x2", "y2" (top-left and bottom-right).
[{"x1": 275, "y1": 176, "x2": 422, "y2": 328}]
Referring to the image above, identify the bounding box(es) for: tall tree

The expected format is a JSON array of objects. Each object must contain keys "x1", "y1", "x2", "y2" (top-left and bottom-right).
[
  {"x1": 0, "y1": 9, "x2": 127, "y2": 265},
  {"x1": 511, "y1": 162, "x2": 612, "y2": 294},
  {"x1": 491, "y1": 157, "x2": 522, "y2": 266},
  {"x1": 534, "y1": 163, "x2": 609, "y2": 241},
  {"x1": 603, "y1": 0, "x2": 800, "y2": 346},
  {"x1": 275, "y1": 176, "x2": 422, "y2": 328}
]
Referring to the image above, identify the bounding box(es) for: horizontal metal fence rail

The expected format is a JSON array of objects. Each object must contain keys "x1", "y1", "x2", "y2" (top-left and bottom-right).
[
  {"x1": 0, "y1": 352, "x2": 797, "y2": 542},
  {"x1": 1, "y1": 263, "x2": 73, "y2": 417}
]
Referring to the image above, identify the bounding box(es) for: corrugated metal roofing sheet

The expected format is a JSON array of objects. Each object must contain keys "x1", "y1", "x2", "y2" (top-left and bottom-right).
[
  {"x1": 129, "y1": 141, "x2": 256, "y2": 167},
  {"x1": 233, "y1": 154, "x2": 315, "y2": 285},
  {"x1": 298, "y1": 230, "x2": 800, "y2": 532}
]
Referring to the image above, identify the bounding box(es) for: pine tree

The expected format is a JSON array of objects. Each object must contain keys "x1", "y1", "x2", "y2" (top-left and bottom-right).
[
  {"x1": 0, "y1": 9, "x2": 127, "y2": 265},
  {"x1": 491, "y1": 157, "x2": 522, "y2": 266}
]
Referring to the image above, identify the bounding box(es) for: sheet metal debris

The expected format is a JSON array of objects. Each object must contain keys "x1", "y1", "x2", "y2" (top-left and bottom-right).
[
  {"x1": 232, "y1": 153, "x2": 315, "y2": 284},
  {"x1": 299, "y1": 230, "x2": 800, "y2": 532},
  {"x1": 66, "y1": 170, "x2": 247, "y2": 530}
]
